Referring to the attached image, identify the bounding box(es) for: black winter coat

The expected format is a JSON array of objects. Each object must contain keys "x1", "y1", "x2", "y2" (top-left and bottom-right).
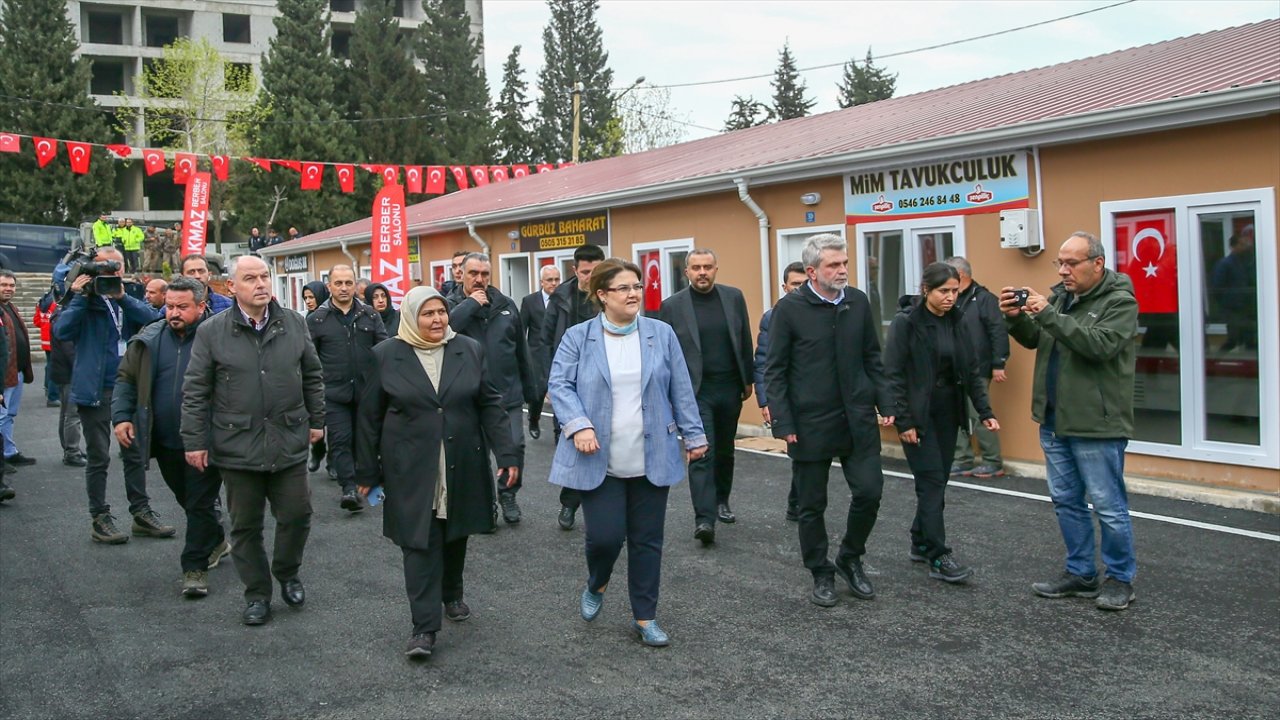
[
  {"x1": 306, "y1": 299, "x2": 388, "y2": 405},
  {"x1": 355, "y1": 336, "x2": 519, "y2": 549},
  {"x1": 47, "y1": 306, "x2": 76, "y2": 386},
  {"x1": 446, "y1": 285, "x2": 537, "y2": 410},
  {"x1": 538, "y1": 276, "x2": 597, "y2": 381},
  {"x1": 764, "y1": 284, "x2": 893, "y2": 461},
  {"x1": 882, "y1": 296, "x2": 994, "y2": 435},
  {"x1": 955, "y1": 280, "x2": 1009, "y2": 379}
]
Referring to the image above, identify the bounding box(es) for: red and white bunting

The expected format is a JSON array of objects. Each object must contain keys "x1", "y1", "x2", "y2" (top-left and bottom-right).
[
  {"x1": 32, "y1": 137, "x2": 57, "y2": 168},
  {"x1": 335, "y1": 164, "x2": 355, "y2": 193},
  {"x1": 469, "y1": 166, "x2": 490, "y2": 187},
  {"x1": 300, "y1": 162, "x2": 324, "y2": 190},
  {"x1": 449, "y1": 165, "x2": 469, "y2": 190},
  {"x1": 0, "y1": 133, "x2": 20, "y2": 153},
  {"x1": 211, "y1": 155, "x2": 230, "y2": 181},
  {"x1": 511, "y1": 164, "x2": 530, "y2": 179},
  {"x1": 381, "y1": 165, "x2": 399, "y2": 186},
  {"x1": 425, "y1": 166, "x2": 446, "y2": 194},
  {"x1": 66, "y1": 142, "x2": 92, "y2": 174},
  {"x1": 105, "y1": 144, "x2": 132, "y2": 159},
  {"x1": 405, "y1": 165, "x2": 423, "y2": 194},
  {"x1": 173, "y1": 152, "x2": 197, "y2": 184},
  {"x1": 536, "y1": 163, "x2": 554, "y2": 174},
  {"x1": 245, "y1": 157, "x2": 272, "y2": 171},
  {"x1": 143, "y1": 149, "x2": 166, "y2": 175},
  {"x1": 490, "y1": 166, "x2": 510, "y2": 183}
]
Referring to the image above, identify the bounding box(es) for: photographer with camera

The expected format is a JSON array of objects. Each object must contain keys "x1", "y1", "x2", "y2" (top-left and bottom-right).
[{"x1": 54, "y1": 246, "x2": 173, "y2": 545}]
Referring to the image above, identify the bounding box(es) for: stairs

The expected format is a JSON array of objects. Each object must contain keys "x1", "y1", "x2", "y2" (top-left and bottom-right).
[{"x1": 9, "y1": 272, "x2": 55, "y2": 350}]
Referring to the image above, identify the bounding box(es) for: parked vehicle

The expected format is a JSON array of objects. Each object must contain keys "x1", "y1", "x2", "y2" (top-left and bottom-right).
[{"x1": 0, "y1": 223, "x2": 79, "y2": 272}]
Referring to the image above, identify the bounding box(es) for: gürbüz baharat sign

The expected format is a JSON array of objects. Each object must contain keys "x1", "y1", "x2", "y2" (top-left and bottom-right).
[
  {"x1": 845, "y1": 153, "x2": 1030, "y2": 224},
  {"x1": 518, "y1": 211, "x2": 609, "y2": 252}
]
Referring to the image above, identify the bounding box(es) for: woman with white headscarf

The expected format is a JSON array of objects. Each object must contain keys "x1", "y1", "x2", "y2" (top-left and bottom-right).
[{"x1": 356, "y1": 286, "x2": 519, "y2": 660}]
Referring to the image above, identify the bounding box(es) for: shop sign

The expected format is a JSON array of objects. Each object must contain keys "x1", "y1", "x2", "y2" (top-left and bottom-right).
[
  {"x1": 518, "y1": 211, "x2": 609, "y2": 252},
  {"x1": 283, "y1": 254, "x2": 308, "y2": 273},
  {"x1": 845, "y1": 153, "x2": 1029, "y2": 224},
  {"x1": 408, "y1": 236, "x2": 420, "y2": 264}
]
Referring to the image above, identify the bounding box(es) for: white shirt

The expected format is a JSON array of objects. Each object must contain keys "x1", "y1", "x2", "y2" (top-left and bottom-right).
[{"x1": 604, "y1": 330, "x2": 645, "y2": 478}]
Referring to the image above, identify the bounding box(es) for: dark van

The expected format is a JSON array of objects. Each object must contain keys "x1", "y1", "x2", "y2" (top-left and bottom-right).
[{"x1": 0, "y1": 223, "x2": 78, "y2": 272}]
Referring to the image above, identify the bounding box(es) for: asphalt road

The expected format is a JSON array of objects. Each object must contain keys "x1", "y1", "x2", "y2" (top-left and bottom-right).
[{"x1": 1, "y1": 400, "x2": 1277, "y2": 719}]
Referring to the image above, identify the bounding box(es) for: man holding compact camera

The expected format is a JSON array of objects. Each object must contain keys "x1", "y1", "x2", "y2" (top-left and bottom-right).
[{"x1": 54, "y1": 246, "x2": 172, "y2": 545}]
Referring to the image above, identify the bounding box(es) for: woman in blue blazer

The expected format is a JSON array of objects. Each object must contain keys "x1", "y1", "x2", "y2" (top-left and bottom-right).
[{"x1": 547, "y1": 258, "x2": 707, "y2": 647}]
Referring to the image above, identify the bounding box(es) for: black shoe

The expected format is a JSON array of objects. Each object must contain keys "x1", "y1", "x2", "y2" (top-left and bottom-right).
[
  {"x1": 63, "y1": 453, "x2": 87, "y2": 467},
  {"x1": 308, "y1": 454, "x2": 322, "y2": 473},
  {"x1": 716, "y1": 502, "x2": 736, "y2": 524},
  {"x1": 928, "y1": 553, "x2": 973, "y2": 583},
  {"x1": 528, "y1": 423, "x2": 541, "y2": 440},
  {"x1": 340, "y1": 489, "x2": 364, "y2": 513},
  {"x1": 785, "y1": 503, "x2": 799, "y2": 522},
  {"x1": 557, "y1": 505, "x2": 576, "y2": 530},
  {"x1": 444, "y1": 599, "x2": 471, "y2": 622},
  {"x1": 1032, "y1": 571, "x2": 1101, "y2": 599},
  {"x1": 480, "y1": 502, "x2": 498, "y2": 533},
  {"x1": 3, "y1": 462, "x2": 16, "y2": 474},
  {"x1": 1095, "y1": 578, "x2": 1136, "y2": 611},
  {"x1": 5, "y1": 453, "x2": 35, "y2": 467},
  {"x1": 405, "y1": 632, "x2": 435, "y2": 658},
  {"x1": 0, "y1": 482, "x2": 14, "y2": 502},
  {"x1": 47, "y1": 399, "x2": 61, "y2": 408},
  {"x1": 908, "y1": 544, "x2": 928, "y2": 563},
  {"x1": 326, "y1": 467, "x2": 338, "y2": 482},
  {"x1": 810, "y1": 575, "x2": 838, "y2": 607},
  {"x1": 499, "y1": 492, "x2": 521, "y2": 524},
  {"x1": 834, "y1": 556, "x2": 876, "y2": 600},
  {"x1": 280, "y1": 578, "x2": 305, "y2": 607},
  {"x1": 694, "y1": 522, "x2": 715, "y2": 546},
  {"x1": 243, "y1": 600, "x2": 271, "y2": 625}
]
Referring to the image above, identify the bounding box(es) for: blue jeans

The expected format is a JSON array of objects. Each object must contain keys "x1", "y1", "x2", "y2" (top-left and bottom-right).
[
  {"x1": 1, "y1": 371, "x2": 24, "y2": 458},
  {"x1": 1039, "y1": 428, "x2": 1137, "y2": 583}
]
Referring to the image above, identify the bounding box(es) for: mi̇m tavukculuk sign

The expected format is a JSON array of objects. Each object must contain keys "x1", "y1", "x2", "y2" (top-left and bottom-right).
[
  {"x1": 518, "y1": 211, "x2": 609, "y2": 253},
  {"x1": 844, "y1": 152, "x2": 1030, "y2": 224}
]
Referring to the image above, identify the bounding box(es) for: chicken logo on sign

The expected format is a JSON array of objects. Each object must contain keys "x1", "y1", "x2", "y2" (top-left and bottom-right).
[
  {"x1": 871, "y1": 194, "x2": 892, "y2": 214},
  {"x1": 967, "y1": 184, "x2": 993, "y2": 204}
]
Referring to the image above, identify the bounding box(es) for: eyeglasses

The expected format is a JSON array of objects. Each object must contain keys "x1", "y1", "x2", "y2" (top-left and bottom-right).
[
  {"x1": 604, "y1": 284, "x2": 645, "y2": 294},
  {"x1": 1053, "y1": 255, "x2": 1100, "y2": 270}
]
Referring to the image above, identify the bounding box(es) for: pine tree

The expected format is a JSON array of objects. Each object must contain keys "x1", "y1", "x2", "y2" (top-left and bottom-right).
[
  {"x1": 493, "y1": 45, "x2": 535, "y2": 164},
  {"x1": 0, "y1": 0, "x2": 118, "y2": 225},
  {"x1": 233, "y1": 0, "x2": 361, "y2": 236},
  {"x1": 836, "y1": 48, "x2": 898, "y2": 109},
  {"x1": 723, "y1": 95, "x2": 774, "y2": 132},
  {"x1": 419, "y1": 0, "x2": 492, "y2": 168},
  {"x1": 770, "y1": 41, "x2": 815, "y2": 121},
  {"x1": 534, "y1": 0, "x2": 617, "y2": 162}
]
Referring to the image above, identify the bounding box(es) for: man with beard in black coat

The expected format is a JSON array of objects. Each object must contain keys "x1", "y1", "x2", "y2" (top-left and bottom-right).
[{"x1": 764, "y1": 234, "x2": 896, "y2": 608}]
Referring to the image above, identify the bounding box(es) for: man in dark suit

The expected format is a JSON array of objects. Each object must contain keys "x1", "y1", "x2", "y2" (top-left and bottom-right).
[
  {"x1": 658, "y1": 249, "x2": 753, "y2": 546},
  {"x1": 519, "y1": 264, "x2": 560, "y2": 440},
  {"x1": 765, "y1": 234, "x2": 896, "y2": 608}
]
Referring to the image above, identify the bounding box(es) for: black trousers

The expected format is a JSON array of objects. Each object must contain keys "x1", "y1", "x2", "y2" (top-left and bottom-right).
[
  {"x1": 497, "y1": 406, "x2": 525, "y2": 495},
  {"x1": 552, "y1": 416, "x2": 582, "y2": 510},
  {"x1": 581, "y1": 475, "x2": 669, "y2": 621},
  {"x1": 527, "y1": 397, "x2": 544, "y2": 427},
  {"x1": 154, "y1": 445, "x2": 225, "y2": 572},
  {"x1": 793, "y1": 452, "x2": 884, "y2": 578},
  {"x1": 901, "y1": 386, "x2": 961, "y2": 561},
  {"x1": 401, "y1": 517, "x2": 467, "y2": 635},
  {"x1": 123, "y1": 249, "x2": 140, "y2": 273},
  {"x1": 325, "y1": 400, "x2": 357, "y2": 492},
  {"x1": 688, "y1": 380, "x2": 743, "y2": 526},
  {"x1": 221, "y1": 463, "x2": 312, "y2": 603},
  {"x1": 79, "y1": 391, "x2": 149, "y2": 517}
]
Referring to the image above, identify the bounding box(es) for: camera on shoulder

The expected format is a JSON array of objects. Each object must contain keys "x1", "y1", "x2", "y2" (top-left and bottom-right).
[{"x1": 66, "y1": 247, "x2": 123, "y2": 298}]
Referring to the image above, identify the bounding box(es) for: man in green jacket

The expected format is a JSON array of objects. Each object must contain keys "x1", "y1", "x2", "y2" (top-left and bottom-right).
[
  {"x1": 1002, "y1": 231, "x2": 1139, "y2": 612},
  {"x1": 121, "y1": 218, "x2": 145, "y2": 273},
  {"x1": 92, "y1": 214, "x2": 114, "y2": 248}
]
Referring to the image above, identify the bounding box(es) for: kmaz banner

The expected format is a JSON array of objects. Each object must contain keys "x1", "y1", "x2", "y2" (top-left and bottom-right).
[
  {"x1": 371, "y1": 183, "x2": 408, "y2": 308},
  {"x1": 182, "y1": 172, "x2": 212, "y2": 257}
]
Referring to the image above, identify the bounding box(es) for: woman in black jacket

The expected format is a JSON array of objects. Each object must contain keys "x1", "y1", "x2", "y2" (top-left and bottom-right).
[
  {"x1": 302, "y1": 281, "x2": 329, "y2": 473},
  {"x1": 364, "y1": 282, "x2": 400, "y2": 337},
  {"x1": 883, "y1": 262, "x2": 999, "y2": 584}
]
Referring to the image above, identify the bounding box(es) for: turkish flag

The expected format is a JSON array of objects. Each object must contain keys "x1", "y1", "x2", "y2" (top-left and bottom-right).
[
  {"x1": 275, "y1": 159, "x2": 301, "y2": 172},
  {"x1": 641, "y1": 250, "x2": 663, "y2": 312},
  {"x1": 511, "y1": 164, "x2": 530, "y2": 179},
  {"x1": 405, "y1": 166, "x2": 423, "y2": 193},
  {"x1": 65, "y1": 142, "x2": 92, "y2": 174},
  {"x1": 535, "y1": 163, "x2": 553, "y2": 174},
  {"x1": 210, "y1": 155, "x2": 229, "y2": 181},
  {"x1": 32, "y1": 137, "x2": 58, "y2": 168},
  {"x1": 490, "y1": 166, "x2": 509, "y2": 183},
  {"x1": 173, "y1": 152, "x2": 197, "y2": 184},
  {"x1": 425, "y1": 166, "x2": 446, "y2": 194},
  {"x1": 300, "y1": 162, "x2": 324, "y2": 190},
  {"x1": 1115, "y1": 210, "x2": 1178, "y2": 314},
  {"x1": 558, "y1": 162, "x2": 576, "y2": 169},
  {"x1": 359, "y1": 163, "x2": 380, "y2": 174},
  {"x1": 381, "y1": 165, "x2": 399, "y2": 186},
  {"x1": 106, "y1": 144, "x2": 132, "y2": 159},
  {"x1": 143, "y1": 149, "x2": 167, "y2": 175},
  {"x1": 0, "y1": 133, "x2": 20, "y2": 153},
  {"x1": 245, "y1": 157, "x2": 272, "y2": 172},
  {"x1": 432, "y1": 264, "x2": 447, "y2": 290},
  {"x1": 469, "y1": 166, "x2": 490, "y2": 187},
  {"x1": 449, "y1": 165, "x2": 469, "y2": 190},
  {"x1": 335, "y1": 164, "x2": 355, "y2": 193}
]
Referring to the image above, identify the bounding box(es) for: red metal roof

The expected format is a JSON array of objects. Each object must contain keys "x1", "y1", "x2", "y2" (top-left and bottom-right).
[{"x1": 280, "y1": 19, "x2": 1280, "y2": 250}]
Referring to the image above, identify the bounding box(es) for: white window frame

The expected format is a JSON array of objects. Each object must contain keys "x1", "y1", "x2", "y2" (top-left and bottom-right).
[
  {"x1": 774, "y1": 224, "x2": 844, "y2": 303},
  {"x1": 632, "y1": 238, "x2": 694, "y2": 305},
  {"x1": 428, "y1": 259, "x2": 451, "y2": 291},
  {"x1": 853, "y1": 215, "x2": 968, "y2": 292},
  {"x1": 1100, "y1": 187, "x2": 1278, "y2": 469},
  {"x1": 533, "y1": 249, "x2": 578, "y2": 288},
  {"x1": 498, "y1": 252, "x2": 531, "y2": 299}
]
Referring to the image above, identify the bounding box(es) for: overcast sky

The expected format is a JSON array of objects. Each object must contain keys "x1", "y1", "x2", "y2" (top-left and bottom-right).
[{"x1": 482, "y1": 0, "x2": 1280, "y2": 142}]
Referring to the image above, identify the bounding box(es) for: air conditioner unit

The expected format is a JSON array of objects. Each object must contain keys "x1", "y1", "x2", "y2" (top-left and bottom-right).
[{"x1": 1000, "y1": 209, "x2": 1040, "y2": 250}]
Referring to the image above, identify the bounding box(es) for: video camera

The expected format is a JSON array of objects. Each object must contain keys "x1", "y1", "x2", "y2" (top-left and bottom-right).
[{"x1": 62, "y1": 247, "x2": 124, "y2": 298}]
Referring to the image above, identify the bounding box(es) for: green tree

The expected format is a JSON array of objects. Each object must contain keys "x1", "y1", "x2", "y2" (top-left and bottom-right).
[
  {"x1": 419, "y1": 0, "x2": 492, "y2": 167},
  {"x1": 836, "y1": 47, "x2": 897, "y2": 108},
  {"x1": 605, "y1": 83, "x2": 687, "y2": 154},
  {"x1": 0, "y1": 0, "x2": 118, "y2": 225},
  {"x1": 493, "y1": 45, "x2": 535, "y2": 164},
  {"x1": 770, "y1": 41, "x2": 814, "y2": 121},
  {"x1": 233, "y1": 0, "x2": 361, "y2": 237},
  {"x1": 534, "y1": 0, "x2": 616, "y2": 162},
  {"x1": 723, "y1": 95, "x2": 774, "y2": 132}
]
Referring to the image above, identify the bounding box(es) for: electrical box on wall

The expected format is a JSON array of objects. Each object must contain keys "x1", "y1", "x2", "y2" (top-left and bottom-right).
[{"x1": 1000, "y1": 209, "x2": 1040, "y2": 250}]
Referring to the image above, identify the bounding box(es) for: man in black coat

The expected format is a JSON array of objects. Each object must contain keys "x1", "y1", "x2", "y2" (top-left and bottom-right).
[
  {"x1": 753, "y1": 261, "x2": 807, "y2": 520},
  {"x1": 447, "y1": 253, "x2": 538, "y2": 525},
  {"x1": 765, "y1": 234, "x2": 896, "y2": 608},
  {"x1": 0, "y1": 270, "x2": 35, "y2": 468},
  {"x1": 47, "y1": 301, "x2": 86, "y2": 467},
  {"x1": 519, "y1": 264, "x2": 560, "y2": 440},
  {"x1": 944, "y1": 256, "x2": 1010, "y2": 478},
  {"x1": 307, "y1": 265, "x2": 388, "y2": 513},
  {"x1": 659, "y1": 249, "x2": 753, "y2": 545}
]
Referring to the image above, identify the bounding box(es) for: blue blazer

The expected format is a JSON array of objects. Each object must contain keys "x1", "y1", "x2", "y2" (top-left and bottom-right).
[{"x1": 547, "y1": 316, "x2": 707, "y2": 491}]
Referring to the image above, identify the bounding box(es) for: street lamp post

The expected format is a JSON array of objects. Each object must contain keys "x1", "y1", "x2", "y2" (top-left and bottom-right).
[{"x1": 570, "y1": 76, "x2": 646, "y2": 164}]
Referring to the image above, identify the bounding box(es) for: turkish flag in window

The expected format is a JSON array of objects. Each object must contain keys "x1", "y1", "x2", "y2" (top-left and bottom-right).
[
  {"x1": 1114, "y1": 210, "x2": 1177, "y2": 314},
  {"x1": 640, "y1": 250, "x2": 663, "y2": 312}
]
